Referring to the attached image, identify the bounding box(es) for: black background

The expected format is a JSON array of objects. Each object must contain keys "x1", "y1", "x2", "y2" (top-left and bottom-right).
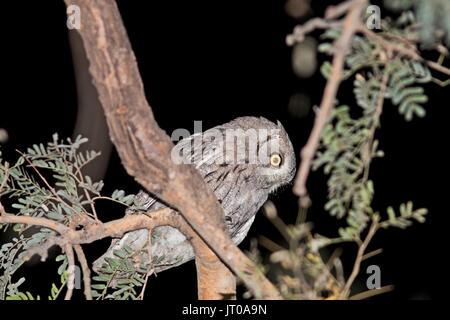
[{"x1": 0, "y1": 0, "x2": 439, "y2": 301}]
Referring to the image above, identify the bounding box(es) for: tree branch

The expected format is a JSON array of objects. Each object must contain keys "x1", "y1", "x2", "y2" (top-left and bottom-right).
[
  {"x1": 0, "y1": 206, "x2": 266, "y2": 299},
  {"x1": 292, "y1": 0, "x2": 368, "y2": 205},
  {"x1": 0, "y1": 208, "x2": 181, "y2": 245},
  {"x1": 340, "y1": 217, "x2": 379, "y2": 298},
  {"x1": 64, "y1": 244, "x2": 76, "y2": 300},
  {"x1": 63, "y1": 0, "x2": 281, "y2": 299},
  {"x1": 0, "y1": 205, "x2": 253, "y2": 299},
  {"x1": 73, "y1": 244, "x2": 92, "y2": 300},
  {"x1": 360, "y1": 26, "x2": 450, "y2": 77}
]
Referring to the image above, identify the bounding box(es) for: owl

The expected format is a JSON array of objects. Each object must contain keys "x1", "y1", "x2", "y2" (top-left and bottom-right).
[{"x1": 93, "y1": 116, "x2": 296, "y2": 274}]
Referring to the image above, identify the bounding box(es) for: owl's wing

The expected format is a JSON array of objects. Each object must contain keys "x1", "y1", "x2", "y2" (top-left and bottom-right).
[
  {"x1": 93, "y1": 125, "x2": 252, "y2": 276},
  {"x1": 172, "y1": 129, "x2": 228, "y2": 172}
]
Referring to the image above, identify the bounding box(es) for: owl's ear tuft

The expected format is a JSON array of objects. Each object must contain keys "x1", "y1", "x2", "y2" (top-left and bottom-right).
[{"x1": 276, "y1": 120, "x2": 286, "y2": 131}]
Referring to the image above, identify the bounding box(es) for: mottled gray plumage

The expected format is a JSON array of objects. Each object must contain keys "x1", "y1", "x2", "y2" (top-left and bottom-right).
[{"x1": 93, "y1": 116, "x2": 296, "y2": 274}]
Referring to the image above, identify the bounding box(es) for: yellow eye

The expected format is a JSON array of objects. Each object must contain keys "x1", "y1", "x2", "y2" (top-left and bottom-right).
[{"x1": 270, "y1": 154, "x2": 282, "y2": 167}]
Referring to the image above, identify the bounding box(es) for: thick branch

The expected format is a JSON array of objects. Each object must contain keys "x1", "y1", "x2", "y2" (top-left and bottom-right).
[
  {"x1": 64, "y1": 244, "x2": 76, "y2": 300},
  {"x1": 64, "y1": 0, "x2": 281, "y2": 299},
  {"x1": 74, "y1": 245, "x2": 92, "y2": 300},
  {"x1": 191, "y1": 237, "x2": 237, "y2": 300},
  {"x1": 0, "y1": 209, "x2": 180, "y2": 245},
  {"x1": 292, "y1": 0, "x2": 367, "y2": 204}
]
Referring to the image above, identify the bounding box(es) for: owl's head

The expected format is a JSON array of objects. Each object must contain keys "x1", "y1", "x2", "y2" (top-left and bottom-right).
[
  {"x1": 173, "y1": 116, "x2": 296, "y2": 194},
  {"x1": 220, "y1": 116, "x2": 297, "y2": 193}
]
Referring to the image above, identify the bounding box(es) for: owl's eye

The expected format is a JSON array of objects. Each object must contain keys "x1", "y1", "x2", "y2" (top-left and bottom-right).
[{"x1": 270, "y1": 153, "x2": 282, "y2": 167}]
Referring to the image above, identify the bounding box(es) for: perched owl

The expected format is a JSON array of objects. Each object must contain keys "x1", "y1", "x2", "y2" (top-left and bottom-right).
[{"x1": 93, "y1": 116, "x2": 296, "y2": 274}]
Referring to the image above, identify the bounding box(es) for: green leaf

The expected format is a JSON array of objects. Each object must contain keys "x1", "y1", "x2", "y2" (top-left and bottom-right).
[
  {"x1": 113, "y1": 249, "x2": 127, "y2": 259},
  {"x1": 91, "y1": 284, "x2": 107, "y2": 290},
  {"x1": 46, "y1": 211, "x2": 65, "y2": 221},
  {"x1": 55, "y1": 254, "x2": 66, "y2": 262},
  {"x1": 51, "y1": 283, "x2": 58, "y2": 297}
]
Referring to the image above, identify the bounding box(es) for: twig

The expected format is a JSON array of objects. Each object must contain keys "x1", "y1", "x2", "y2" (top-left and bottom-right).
[
  {"x1": 361, "y1": 27, "x2": 450, "y2": 77},
  {"x1": 78, "y1": 174, "x2": 99, "y2": 220},
  {"x1": 295, "y1": 205, "x2": 308, "y2": 226},
  {"x1": 0, "y1": 213, "x2": 70, "y2": 234},
  {"x1": 426, "y1": 60, "x2": 450, "y2": 77},
  {"x1": 257, "y1": 235, "x2": 285, "y2": 252},
  {"x1": 349, "y1": 284, "x2": 394, "y2": 300},
  {"x1": 292, "y1": 0, "x2": 368, "y2": 204},
  {"x1": 361, "y1": 248, "x2": 383, "y2": 261},
  {"x1": 286, "y1": 18, "x2": 342, "y2": 45},
  {"x1": 64, "y1": 244, "x2": 75, "y2": 300},
  {"x1": 340, "y1": 217, "x2": 379, "y2": 298},
  {"x1": 74, "y1": 244, "x2": 92, "y2": 300},
  {"x1": 263, "y1": 202, "x2": 291, "y2": 242},
  {"x1": 313, "y1": 248, "x2": 343, "y2": 297},
  {"x1": 138, "y1": 231, "x2": 154, "y2": 300},
  {"x1": 325, "y1": 0, "x2": 357, "y2": 19},
  {"x1": 374, "y1": 72, "x2": 389, "y2": 123},
  {"x1": 361, "y1": 70, "x2": 389, "y2": 181},
  {"x1": 19, "y1": 152, "x2": 81, "y2": 217},
  {"x1": 326, "y1": 247, "x2": 343, "y2": 270},
  {"x1": 138, "y1": 269, "x2": 153, "y2": 300}
]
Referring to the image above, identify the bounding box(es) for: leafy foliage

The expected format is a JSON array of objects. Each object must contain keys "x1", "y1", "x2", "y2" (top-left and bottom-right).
[
  {"x1": 251, "y1": 1, "x2": 438, "y2": 300},
  {"x1": 4, "y1": 254, "x2": 69, "y2": 300},
  {"x1": 313, "y1": 9, "x2": 432, "y2": 242},
  {"x1": 319, "y1": 14, "x2": 433, "y2": 122},
  {"x1": 380, "y1": 201, "x2": 427, "y2": 229},
  {"x1": 91, "y1": 245, "x2": 150, "y2": 300},
  {"x1": 384, "y1": 0, "x2": 450, "y2": 47},
  {"x1": 386, "y1": 59, "x2": 430, "y2": 121},
  {"x1": 0, "y1": 135, "x2": 136, "y2": 299}
]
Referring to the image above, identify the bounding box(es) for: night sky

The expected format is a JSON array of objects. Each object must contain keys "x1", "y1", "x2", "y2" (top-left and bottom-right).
[{"x1": 0, "y1": 0, "x2": 439, "y2": 300}]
